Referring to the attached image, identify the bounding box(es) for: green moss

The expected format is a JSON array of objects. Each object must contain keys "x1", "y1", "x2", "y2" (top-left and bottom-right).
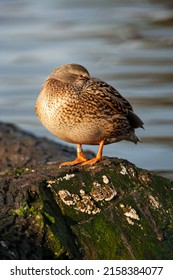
[
  {"x1": 12, "y1": 203, "x2": 29, "y2": 217},
  {"x1": 12, "y1": 198, "x2": 43, "y2": 218},
  {"x1": 1, "y1": 167, "x2": 34, "y2": 177},
  {"x1": 45, "y1": 226, "x2": 66, "y2": 259},
  {"x1": 38, "y1": 157, "x2": 173, "y2": 260},
  {"x1": 42, "y1": 211, "x2": 55, "y2": 224},
  {"x1": 40, "y1": 183, "x2": 81, "y2": 259},
  {"x1": 14, "y1": 167, "x2": 34, "y2": 176}
]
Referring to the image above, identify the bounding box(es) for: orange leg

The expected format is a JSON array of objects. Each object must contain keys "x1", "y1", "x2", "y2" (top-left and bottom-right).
[
  {"x1": 82, "y1": 140, "x2": 104, "y2": 166},
  {"x1": 59, "y1": 144, "x2": 88, "y2": 167}
]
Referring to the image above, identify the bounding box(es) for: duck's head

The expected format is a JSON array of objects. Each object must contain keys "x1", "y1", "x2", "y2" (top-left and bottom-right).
[{"x1": 47, "y1": 63, "x2": 90, "y2": 83}]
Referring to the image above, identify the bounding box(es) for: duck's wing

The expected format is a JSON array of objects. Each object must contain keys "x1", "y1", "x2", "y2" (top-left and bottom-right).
[
  {"x1": 83, "y1": 78, "x2": 132, "y2": 115},
  {"x1": 83, "y1": 78, "x2": 144, "y2": 128}
]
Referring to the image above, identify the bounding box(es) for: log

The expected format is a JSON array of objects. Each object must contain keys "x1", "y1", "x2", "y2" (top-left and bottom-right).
[{"x1": 0, "y1": 122, "x2": 173, "y2": 259}]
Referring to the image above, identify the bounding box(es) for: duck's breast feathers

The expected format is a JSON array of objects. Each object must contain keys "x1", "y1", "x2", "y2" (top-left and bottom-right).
[{"x1": 82, "y1": 78, "x2": 133, "y2": 116}]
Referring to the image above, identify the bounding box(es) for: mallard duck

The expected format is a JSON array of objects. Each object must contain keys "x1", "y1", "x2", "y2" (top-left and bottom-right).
[{"x1": 35, "y1": 63, "x2": 144, "y2": 166}]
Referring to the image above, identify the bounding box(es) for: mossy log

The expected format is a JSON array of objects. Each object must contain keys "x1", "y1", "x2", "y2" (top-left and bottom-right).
[{"x1": 0, "y1": 122, "x2": 173, "y2": 259}]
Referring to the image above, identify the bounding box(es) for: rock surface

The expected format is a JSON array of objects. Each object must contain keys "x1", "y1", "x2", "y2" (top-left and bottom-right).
[{"x1": 0, "y1": 122, "x2": 173, "y2": 260}]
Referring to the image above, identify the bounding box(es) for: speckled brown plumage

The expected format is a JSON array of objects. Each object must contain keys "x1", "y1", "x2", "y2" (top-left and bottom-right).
[{"x1": 35, "y1": 63, "x2": 144, "y2": 166}]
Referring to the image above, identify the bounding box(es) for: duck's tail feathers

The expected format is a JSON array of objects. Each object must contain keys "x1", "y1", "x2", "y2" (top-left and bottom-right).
[{"x1": 128, "y1": 110, "x2": 144, "y2": 129}]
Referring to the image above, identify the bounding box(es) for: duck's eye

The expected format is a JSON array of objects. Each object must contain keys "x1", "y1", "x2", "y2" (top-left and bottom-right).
[{"x1": 79, "y1": 74, "x2": 88, "y2": 79}]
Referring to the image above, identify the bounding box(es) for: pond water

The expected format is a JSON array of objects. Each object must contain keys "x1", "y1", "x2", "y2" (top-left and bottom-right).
[{"x1": 0, "y1": 0, "x2": 173, "y2": 179}]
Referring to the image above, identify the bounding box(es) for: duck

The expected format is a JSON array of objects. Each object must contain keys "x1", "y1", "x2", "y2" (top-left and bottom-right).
[{"x1": 35, "y1": 63, "x2": 144, "y2": 167}]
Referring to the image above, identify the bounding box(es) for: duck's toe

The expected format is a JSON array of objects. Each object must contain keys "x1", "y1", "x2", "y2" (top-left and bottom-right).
[
  {"x1": 81, "y1": 156, "x2": 102, "y2": 166},
  {"x1": 59, "y1": 153, "x2": 88, "y2": 167}
]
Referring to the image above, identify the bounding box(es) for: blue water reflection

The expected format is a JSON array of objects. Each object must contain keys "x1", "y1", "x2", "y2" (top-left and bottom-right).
[{"x1": 0, "y1": 0, "x2": 173, "y2": 178}]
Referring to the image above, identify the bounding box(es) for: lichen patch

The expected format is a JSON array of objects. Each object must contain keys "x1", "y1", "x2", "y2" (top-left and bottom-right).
[
  {"x1": 58, "y1": 190, "x2": 79, "y2": 206},
  {"x1": 47, "y1": 180, "x2": 56, "y2": 188},
  {"x1": 127, "y1": 167, "x2": 136, "y2": 178},
  {"x1": 58, "y1": 189, "x2": 101, "y2": 215},
  {"x1": 139, "y1": 173, "x2": 151, "y2": 185},
  {"x1": 124, "y1": 207, "x2": 140, "y2": 221},
  {"x1": 91, "y1": 181, "x2": 117, "y2": 202},
  {"x1": 46, "y1": 174, "x2": 75, "y2": 187},
  {"x1": 57, "y1": 173, "x2": 75, "y2": 182},
  {"x1": 149, "y1": 195, "x2": 160, "y2": 209},
  {"x1": 102, "y1": 175, "x2": 109, "y2": 184},
  {"x1": 126, "y1": 217, "x2": 135, "y2": 225},
  {"x1": 120, "y1": 204, "x2": 140, "y2": 225},
  {"x1": 120, "y1": 165, "x2": 128, "y2": 175},
  {"x1": 75, "y1": 192, "x2": 101, "y2": 215}
]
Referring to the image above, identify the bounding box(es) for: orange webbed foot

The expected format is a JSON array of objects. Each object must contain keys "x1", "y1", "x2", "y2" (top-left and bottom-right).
[
  {"x1": 81, "y1": 156, "x2": 102, "y2": 166},
  {"x1": 59, "y1": 155, "x2": 87, "y2": 167},
  {"x1": 59, "y1": 144, "x2": 88, "y2": 167},
  {"x1": 81, "y1": 139, "x2": 104, "y2": 166}
]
